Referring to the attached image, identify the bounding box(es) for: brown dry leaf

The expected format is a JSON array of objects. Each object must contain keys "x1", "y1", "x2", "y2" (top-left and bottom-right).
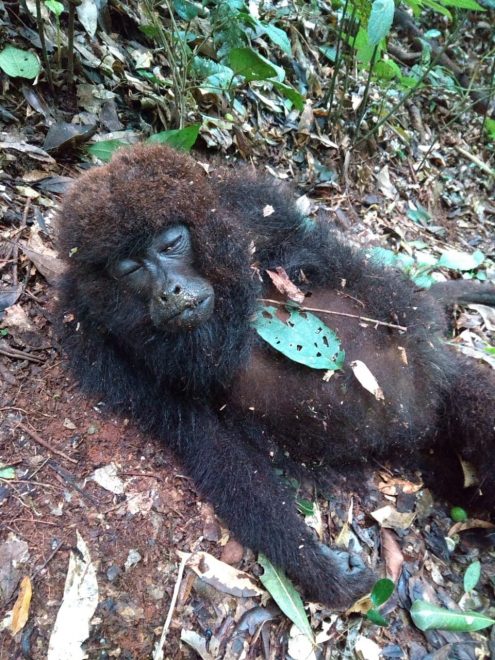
[
  {"x1": 185, "y1": 551, "x2": 265, "y2": 598},
  {"x1": 346, "y1": 593, "x2": 373, "y2": 616},
  {"x1": 20, "y1": 227, "x2": 65, "y2": 285},
  {"x1": 266, "y1": 267, "x2": 305, "y2": 304},
  {"x1": 350, "y1": 360, "x2": 384, "y2": 401},
  {"x1": 10, "y1": 575, "x2": 32, "y2": 635},
  {"x1": 371, "y1": 504, "x2": 415, "y2": 531},
  {"x1": 3, "y1": 304, "x2": 35, "y2": 332},
  {"x1": 381, "y1": 529, "x2": 404, "y2": 583},
  {"x1": 377, "y1": 472, "x2": 423, "y2": 496},
  {"x1": 448, "y1": 519, "x2": 495, "y2": 536}
]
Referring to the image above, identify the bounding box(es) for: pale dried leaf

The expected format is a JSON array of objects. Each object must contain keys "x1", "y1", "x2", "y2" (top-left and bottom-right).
[{"x1": 350, "y1": 360, "x2": 384, "y2": 401}]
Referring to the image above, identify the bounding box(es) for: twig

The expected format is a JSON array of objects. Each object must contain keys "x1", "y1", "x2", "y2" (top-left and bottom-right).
[
  {"x1": 454, "y1": 145, "x2": 495, "y2": 178},
  {"x1": 258, "y1": 299, "x2": 407, "y2": 332},
  {"x1": 12, "y1": 198, "x2": 30, "y2": 287},
  {"x1": 0, "y1": 346, "x2": 44, "y2": 364},
  {"x1": 16, "y1": 421, "x2": 77, "y2": 464},
  {"x1": 32, "y1": 539, "x2": 64, "y2": 579},
  {"x1": 34, "y1": 0, "x2": 54, "y2": 94},
  {"x1": 153, "y1": 552, "x2": 190, "y2": 660}
]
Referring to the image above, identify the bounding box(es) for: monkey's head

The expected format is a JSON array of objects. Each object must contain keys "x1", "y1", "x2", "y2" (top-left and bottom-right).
[{"x1": 57, "y1": 145, "x2": 255, "y2": 334}]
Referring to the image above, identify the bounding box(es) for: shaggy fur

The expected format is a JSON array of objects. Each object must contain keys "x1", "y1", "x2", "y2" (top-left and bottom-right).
[{"x1": 57, "y1": 144, "x2": 495, "y2": 607}]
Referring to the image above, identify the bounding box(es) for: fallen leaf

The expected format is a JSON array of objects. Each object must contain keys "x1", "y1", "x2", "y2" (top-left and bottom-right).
[
  {"x1": 10, "y1": 575, "x2": 32, "y2": 635},
  {"x1": 350, "y1": 360, "x2": 384, "y2": 400}
]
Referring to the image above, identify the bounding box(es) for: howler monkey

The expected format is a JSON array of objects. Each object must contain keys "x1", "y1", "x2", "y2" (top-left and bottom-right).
[{"x1": 56, "y1": 144, "x2": 495, "y2": 608}]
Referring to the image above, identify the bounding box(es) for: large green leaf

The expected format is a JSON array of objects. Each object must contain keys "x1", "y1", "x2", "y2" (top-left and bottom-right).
[
  {"x1": 258, "y1": 554, "x2": 313, "y2": 640},
  {"x1": 87, "y1": 139, "x2": 127, "y2": 162},
  {"x1": 440, "y1": 0, "x2": 484, "y2": 9},
  {"x1": 367, "y1": 0, "x2": 395, "y2": 46},
  {"x1": 437, "y1": 249, "x2": 485, "y2": 271},
  {"x1": 411, "y1": 600, "x2": 495, "y2": 632},
  {"x1": 252, "y1": 305, "x2": 345, "y2": 371},
  {"x1": 0, "y1": 46, "x2": 41, "y2": 79},
  {"x1": 147, "y1": 124, "x2": 200, "y2": 151},
  {"x1": 226, "y1": 47, "x2": 278, "y2": 81}
]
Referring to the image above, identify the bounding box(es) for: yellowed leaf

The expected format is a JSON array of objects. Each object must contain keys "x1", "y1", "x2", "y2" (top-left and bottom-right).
[{"x1": 10, "y1": 575, "x2": 32, "y2": 635}]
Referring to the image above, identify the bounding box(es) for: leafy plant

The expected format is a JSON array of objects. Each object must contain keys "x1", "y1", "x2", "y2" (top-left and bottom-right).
[{"x1": 366, "y1": 578, "x2": 395, "y2": 626}]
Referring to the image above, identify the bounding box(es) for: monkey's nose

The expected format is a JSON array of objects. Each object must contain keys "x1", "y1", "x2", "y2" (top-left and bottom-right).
[{"x1": 160, "y1": 284, "x2": 182, "y2": 301}]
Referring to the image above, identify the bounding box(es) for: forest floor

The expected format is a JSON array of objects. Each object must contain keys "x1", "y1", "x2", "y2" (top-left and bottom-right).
[{"x1": 1, "y1": 2, "x2": 495, "y2": 659}]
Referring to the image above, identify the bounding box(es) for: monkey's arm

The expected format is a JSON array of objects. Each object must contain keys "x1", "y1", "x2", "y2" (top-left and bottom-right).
[
  {"x1": 429, "y1": 280, "x2": 495, "y2": 306},
  {"x1": 165, "y1": 403, "x2": 374, "y2": 608}
]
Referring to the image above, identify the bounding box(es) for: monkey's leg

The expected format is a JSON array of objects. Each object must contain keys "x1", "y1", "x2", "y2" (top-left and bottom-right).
[
  {"x1": 170, "y1": 404, "x2": 375, "y2": 608},
  {"x1": 442, "y1": 357, "x2": 495, "y2": 509}
]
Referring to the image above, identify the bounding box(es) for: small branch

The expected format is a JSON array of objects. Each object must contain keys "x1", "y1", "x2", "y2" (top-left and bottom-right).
[
  {"x1": 16, "y1": 421, "x2": 77, "y2": 464},
  {"x1": 153, "y1": 552, "x2": 190, "y2": 660},
  {"x1": 454, "y1": 145, "x2": 495, "y2": 178},
  {"x1": 35, "y1": 0, "x2": 54, "y2": 94},
  {"x1": 258, "y1": 299, "x2": 407, "y2": 332},
  {"x1": 0, "y1": 345, "x2": 44, "y2": 363}
]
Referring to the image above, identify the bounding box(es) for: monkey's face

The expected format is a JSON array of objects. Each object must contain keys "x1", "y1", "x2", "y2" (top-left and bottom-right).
[{"x1": 109, "y1": 224, "x2": 215, "y2": 331}]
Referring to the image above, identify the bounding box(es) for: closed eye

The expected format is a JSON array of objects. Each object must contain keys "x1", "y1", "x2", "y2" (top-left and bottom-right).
[
  {"x1": 160, "y1": 236, "x2": 182, "y2": 253},
  {"x1": 114, "y1": 259, "x2": 142, "y2": 277}
]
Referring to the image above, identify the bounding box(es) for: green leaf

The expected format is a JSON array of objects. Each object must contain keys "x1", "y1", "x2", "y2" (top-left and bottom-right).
[
  {"x1": 258, "y1": 554, "x2": 313, "y2": 640},
  {"x1": 450, "y1": 505, "x2": 468, "y2": 522},
  {"x1": 374, "y1": 59, "x2": 402, "y2": 80},
  {"x1": 485, "y1": 118, "x2": 495, "y2": 140},
  {"x1": 45, "y1": 0, "x2": 64, "y2": 16},
  {"x1": 367, "y1": 608, "x2": 390, "y2": 626},
  {"x1": 319, "y1": 45, "x2": 338, "y2": 62},
  {"x1": 407, "y1": 206, "x2": 432, "y2": 224},
  {"x1": 0, "y1": 46, "x2": 41, "y2": 79},
  {"x1": 422, "y1": 0, "x2": 452, "y2": 18},
  {"x1": 252, "y1": 305, "x2": 345, "y2": 371},
  {"x1": 258, "y1": 21, "x2": 292, "y2": 55},
  {"x1": 438, "y1": 249, "x2": 485, "y2": 271},
  {"x1": 296, "y1": 499, "x2": 315, "y2": 516},
  {"x1": 369, "y1": 247, "x2": 398, "y2": 268},
  {"x1": 464, "y1": 561, "x2": 481, "y2": 593},
  {"x1": 411, "y1": 600, "x2": 495, "y2": 632},
  {"x1": 371, "y1": 578, "x2": 395, "y2": 607},
  {"x1": 226, "y1": 47, "x2": 278, "y2": 81},
  {"x1": 0, "y1": 465, "x2": 15, "y2": 479},
  {"x1": 272, "y1": 81, "x2": 305, "y2": 111},
  {"x1": 440, "y1": 0, "x2": 484, "y2": 9},
  {"x1": 367, "y1": 0, "x2": 395, "y2": 46},
  {"x1": 87, "y1": 139, "x2": 127, "y2": 162},
  {"x1": 172, "y1": 0, "x2": 199, "y2": 20},
  {"x1": 148, "y1": 124, "x2": 200, "y2": 151}
]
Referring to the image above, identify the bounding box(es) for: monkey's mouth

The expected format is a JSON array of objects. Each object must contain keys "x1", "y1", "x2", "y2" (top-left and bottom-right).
[{"x1": 152, "y1": 293, "x2": 215, "y2": 330}]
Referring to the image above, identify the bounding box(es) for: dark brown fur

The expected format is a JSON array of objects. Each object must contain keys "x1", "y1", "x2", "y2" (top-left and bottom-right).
[{"x1": 56, "y1": 145, "x2": 495, "y2": 607}]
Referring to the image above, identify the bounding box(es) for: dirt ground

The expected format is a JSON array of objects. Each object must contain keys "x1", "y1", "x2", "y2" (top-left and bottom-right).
[{"x1": 1, "y1": 268, "x2": 495, "y2": 659}]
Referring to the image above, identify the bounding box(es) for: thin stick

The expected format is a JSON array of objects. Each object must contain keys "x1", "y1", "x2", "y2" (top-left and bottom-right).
[
  {"x1": 153, "y1": 552, "x2": 190, "y2": 660},
  {"x1": 17, "y1": 421, "x2": 78, "y2": 464},
  {"x1": 258, "y1": 299, "x2": 407, "y2": 332}
]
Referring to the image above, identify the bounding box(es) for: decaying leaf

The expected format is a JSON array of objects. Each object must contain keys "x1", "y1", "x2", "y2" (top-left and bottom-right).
[
  {"x1": 350, "y1": 360, "x2": 384, "y2": 401},
  {"x1": 10, "y1": 575, "x2": 32, "y2": 635},
  {"x1": 185, "y1": 551, "x2": 264, "y2": 598},
  {"x1": 266, "y1": 267, "x2": 305, "y2": 304},
  {"x1": 371, "y1": 504, "x2": 415, "y2": 530},
  {"x1": 47, "y1": 531, "x2": 98, "y2": 660}
]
